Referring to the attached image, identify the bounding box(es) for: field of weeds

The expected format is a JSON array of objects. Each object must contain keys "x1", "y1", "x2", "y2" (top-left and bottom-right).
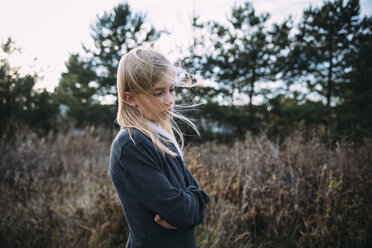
[{"x1": 0, "y1": 127, "x2": 371, "y2": 248}]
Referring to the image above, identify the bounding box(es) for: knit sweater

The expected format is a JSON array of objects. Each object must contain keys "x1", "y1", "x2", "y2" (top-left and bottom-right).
[{"x1": 109, "y1": 128, "x2": 210, "y2": 248}]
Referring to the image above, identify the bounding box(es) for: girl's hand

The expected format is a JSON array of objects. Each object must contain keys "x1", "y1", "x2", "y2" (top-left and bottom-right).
[{"x1": 154, "y1": 214, "x2": 177, "y2": 230}]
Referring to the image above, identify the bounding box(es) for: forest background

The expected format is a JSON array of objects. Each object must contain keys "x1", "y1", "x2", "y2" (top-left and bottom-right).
[{"x1": 1, "y1": 0, "x2": 371, "y2": 142}]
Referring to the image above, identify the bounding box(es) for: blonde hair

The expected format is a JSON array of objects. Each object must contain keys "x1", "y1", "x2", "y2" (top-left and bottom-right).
[{"x1": 116, "y1": 45, "x2": 199, "y2": 157}]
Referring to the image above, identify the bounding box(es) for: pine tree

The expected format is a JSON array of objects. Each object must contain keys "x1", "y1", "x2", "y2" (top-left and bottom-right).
[
  {"x1": 54, "y1": 54, "x2": 108, "y2": 125},
  {"x1": 55, "y1": 3, "x2": 162, "y2": 126},
  {"x1": 337, "y1": 15, "x2": 372, "y2": 138},
  {"x1": 87, "y1": 3, "x2": 161, "y2": 97},
  {"x1": 188, "y1": 1, "x2": 290, "y2": 110},
  {"x1": 0, "y1": 38, "x2": 58, "y2": 132},
  {"x1": 294, "y1": 0, "x2": 361, "y2": 108}
]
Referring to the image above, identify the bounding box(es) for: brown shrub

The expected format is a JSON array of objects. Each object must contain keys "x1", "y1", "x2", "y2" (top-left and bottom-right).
[{"x1": 0, "y1": 127, "x2": 371, "y2": 248}]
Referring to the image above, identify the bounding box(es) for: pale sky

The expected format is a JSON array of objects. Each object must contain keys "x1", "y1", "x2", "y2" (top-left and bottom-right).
[{"x1": 1, "y1": 0, "x2": 371, "y2": 91}]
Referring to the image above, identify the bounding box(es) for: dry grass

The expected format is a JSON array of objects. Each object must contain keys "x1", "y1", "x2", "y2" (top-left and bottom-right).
[{"x1": 0, "y1": 127, "x2": 371, "y2": 248}]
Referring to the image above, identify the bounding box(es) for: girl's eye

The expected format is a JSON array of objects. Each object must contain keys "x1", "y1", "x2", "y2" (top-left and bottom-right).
[{"x1": 153, "y1": 87, "x2": 175, "y2": 97}]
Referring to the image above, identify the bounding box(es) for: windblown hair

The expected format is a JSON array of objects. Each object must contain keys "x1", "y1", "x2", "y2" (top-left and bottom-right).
[{"x1": 116, "y1": 45, "x2": 198, "y2": 156}]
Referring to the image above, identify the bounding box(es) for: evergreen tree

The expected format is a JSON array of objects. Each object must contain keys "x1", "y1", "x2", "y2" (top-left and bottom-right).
[
  {"x1": 55, "y1": 3, "x2": 162, "y2": 126},
  {"x1": 54, "y1": 54, "x2": 114, "y2": 126},
  {"x1": 182, "y1": 1, "x2": 293, "y2": 137},
  {"x1": 337, "y1": 15, "x2": 372, "y2": 138},
  {"x1": 0, "y1": 38, "x2": 58, "y2": 132},
  {"x1": 188, "y1": 2, "x2": 291, "y2": 109},
  {"x1": 178, "y1": 13, "x2": 223, "y2": 105},
  {"x1": 87, "y1": 2, "x2": 161, "y2": 97},
  {"x1": 293, "y1": 0, "x2": 361, "y2": 108},
  {"x1": 208, "y1": 2, "x2": 273, "y2": 108}
]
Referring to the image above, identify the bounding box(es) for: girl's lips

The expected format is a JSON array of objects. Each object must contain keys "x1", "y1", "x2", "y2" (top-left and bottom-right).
[
  {"x1": 165, "y1": 108, "x2": 173, "y2": 114},
  {"x1": 163, "y1": 105, "x2": 174, "y2": 115}
]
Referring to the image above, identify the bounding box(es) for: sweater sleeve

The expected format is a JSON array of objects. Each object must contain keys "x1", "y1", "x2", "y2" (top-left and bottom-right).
[{"x1": 117, "y1": 138, "x2": 210, "y2": 230}]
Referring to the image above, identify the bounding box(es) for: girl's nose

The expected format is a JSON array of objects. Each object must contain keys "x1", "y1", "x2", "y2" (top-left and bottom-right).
[{"x1": 164, "y1": 92, "x2": 175, "y2": 105}]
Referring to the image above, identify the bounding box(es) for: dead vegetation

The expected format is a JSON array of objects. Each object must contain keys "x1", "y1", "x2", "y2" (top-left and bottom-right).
[{"x1": 0, "y1": 127, "x2": 371, "y2": 247}]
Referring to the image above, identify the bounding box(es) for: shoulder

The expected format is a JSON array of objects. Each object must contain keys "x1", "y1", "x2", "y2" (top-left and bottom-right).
[
  {"x1": 113, "y1": 128, "x2": 151, "y2": 147},
  {"x1": 110, "y1": 128, "x2": 165, "y2": 172},
  {"x1": 111, "y1": 128, "x2": 154, "y2": 156}
]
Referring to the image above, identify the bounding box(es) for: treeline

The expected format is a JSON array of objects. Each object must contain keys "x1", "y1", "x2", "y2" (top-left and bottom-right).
[{"x1": 1, "y1": 0, "x2": 371, "y2": 142}]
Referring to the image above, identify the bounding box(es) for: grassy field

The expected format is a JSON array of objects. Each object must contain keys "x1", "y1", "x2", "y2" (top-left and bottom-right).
[{"x1": 0, "y1": 127, "x2": 371, "y2": 248}]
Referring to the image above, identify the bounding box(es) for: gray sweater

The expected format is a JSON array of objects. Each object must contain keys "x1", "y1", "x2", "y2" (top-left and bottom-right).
[{"x1": 109, "y1": 128, "x2": 210, "y2": 248}]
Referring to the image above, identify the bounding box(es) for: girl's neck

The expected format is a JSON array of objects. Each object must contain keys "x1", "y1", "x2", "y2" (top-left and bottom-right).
[
  {"x1": 147, "y1": 120, "x2": 182, "y2": 159},
  {"x1": 148, "y1": 119, "x2": 174, "y2": 138}
]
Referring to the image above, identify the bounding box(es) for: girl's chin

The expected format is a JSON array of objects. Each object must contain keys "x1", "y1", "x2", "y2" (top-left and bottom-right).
[{"x1": 147, "y1": 113, "x2": 171, "y2": 123}]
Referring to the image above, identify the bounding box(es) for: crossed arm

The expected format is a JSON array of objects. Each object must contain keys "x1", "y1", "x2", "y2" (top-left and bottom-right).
[{"x1": 118, "y1": 138, "x2": 210, "y2": 230}]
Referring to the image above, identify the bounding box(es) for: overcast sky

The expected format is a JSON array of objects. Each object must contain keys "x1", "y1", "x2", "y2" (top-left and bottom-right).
[{"x1": 1, "y1": 0, "x2": 371, "y2": 91}]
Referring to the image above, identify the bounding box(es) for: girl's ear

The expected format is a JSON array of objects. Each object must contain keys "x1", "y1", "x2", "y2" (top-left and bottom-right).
[{"x1": 124, "y1": 92, "x2": 137, "y2": 107}]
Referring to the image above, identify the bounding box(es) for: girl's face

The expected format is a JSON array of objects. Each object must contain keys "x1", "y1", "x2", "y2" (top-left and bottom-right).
[{"x1": 134, "y1": 73, "x2": 176, "y2": 122}]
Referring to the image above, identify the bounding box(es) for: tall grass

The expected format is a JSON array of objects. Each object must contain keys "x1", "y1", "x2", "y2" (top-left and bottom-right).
[{"x1": 0, "y1": 127, "x2": 371, "y2": 247}]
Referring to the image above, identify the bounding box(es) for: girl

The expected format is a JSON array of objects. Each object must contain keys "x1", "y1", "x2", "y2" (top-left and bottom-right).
[{"x1": 109, "y1": 46, "x2": 210, "y2": 248}]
